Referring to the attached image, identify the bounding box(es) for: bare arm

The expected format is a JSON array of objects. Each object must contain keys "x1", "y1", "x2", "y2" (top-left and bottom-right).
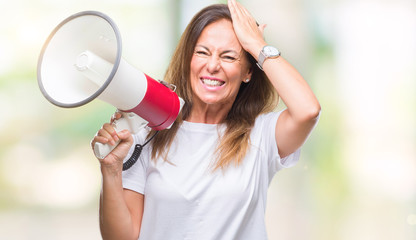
[
  {"x1": 92, "y1": 114, "x2": 144, "y2": 239},
  {"x1": 228, "y1": 0, "x2": 321, "y2": 157},
  {"x1": 99, "y1": 168, "x2": 144, "y2": 240},
  {"x1": 262, "y1": 57, "x2": 320, "y2": 158}
]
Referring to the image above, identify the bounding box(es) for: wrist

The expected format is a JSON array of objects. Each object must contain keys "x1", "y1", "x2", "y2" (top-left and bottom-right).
[
  {"x1": 100, "y1": 162, "x2": 123, "y2": 178},
  {"x1": 246, "y1": 40, "x2": 267, "y2": 61},
  {"x1": 256, "y1": 45, "x2": 281, "y2": 71}
]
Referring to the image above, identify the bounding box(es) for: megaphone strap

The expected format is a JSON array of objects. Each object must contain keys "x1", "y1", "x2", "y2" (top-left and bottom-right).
[{"x1": 123, "y1": 131, "x2": 159, "y2": 171}]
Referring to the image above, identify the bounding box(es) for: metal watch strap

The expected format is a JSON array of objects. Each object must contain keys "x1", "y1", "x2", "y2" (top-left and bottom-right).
[
  {"x1": 256, "y1": 50, "x2": 267, "y2": 71},
  {"x1": 256, "y1": 46, "x2": 280, "y2": 71}
]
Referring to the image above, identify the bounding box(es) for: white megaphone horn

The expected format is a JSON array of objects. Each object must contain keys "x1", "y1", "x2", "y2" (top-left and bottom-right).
[{"x1": 37, "y1": 11, "x2": 184, "y2": 162}]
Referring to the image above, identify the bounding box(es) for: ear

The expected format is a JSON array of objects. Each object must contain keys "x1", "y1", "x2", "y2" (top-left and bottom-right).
[{"x1": 242, "y1": 65, "x2": 253, "y2": 83}]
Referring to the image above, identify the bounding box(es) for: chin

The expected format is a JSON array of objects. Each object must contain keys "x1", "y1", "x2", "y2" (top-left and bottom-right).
[{"x1": 201, "y1": 98, "x2": 220, "y2": 105}]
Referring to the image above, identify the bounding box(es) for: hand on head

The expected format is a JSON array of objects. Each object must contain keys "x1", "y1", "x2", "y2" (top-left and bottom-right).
[{"x1": 227, "y1": 0, "x2": 267, "y2": 57}]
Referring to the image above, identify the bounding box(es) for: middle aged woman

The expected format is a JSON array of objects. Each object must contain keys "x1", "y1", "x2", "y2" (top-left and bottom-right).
[{"x1": 91, "y1": 0, "x2": 321, "y2": 239}]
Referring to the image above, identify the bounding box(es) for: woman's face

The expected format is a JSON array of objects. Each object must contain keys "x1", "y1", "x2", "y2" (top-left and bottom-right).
[{"x1": 189, "y1": 19, "x2": 251, "y2": 108}]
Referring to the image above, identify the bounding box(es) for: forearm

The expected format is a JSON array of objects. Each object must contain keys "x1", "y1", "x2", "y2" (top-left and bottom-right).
[
  {"x1": 227, "y1": 0, "x2": 320, "y2": 122},
  {"x1": 99, "y1": 167, "x2": 138, "y2": 240},
  {"x1": 262, "y1": 56, "x2": 321, "y2": 122}
]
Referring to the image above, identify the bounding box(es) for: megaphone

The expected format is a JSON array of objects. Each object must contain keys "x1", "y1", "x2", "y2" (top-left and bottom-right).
[{"x1": 37, "y1": 11, "x2": 184, "y2": 161}]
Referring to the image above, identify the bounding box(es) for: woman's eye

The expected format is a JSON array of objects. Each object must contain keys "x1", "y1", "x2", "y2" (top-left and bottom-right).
[
  {"x1": 222, "y1": 56, "x2": 237, "y2": 62},
  {"x1": 195, "y1": 51, "x2": 208, "y2": 56}
]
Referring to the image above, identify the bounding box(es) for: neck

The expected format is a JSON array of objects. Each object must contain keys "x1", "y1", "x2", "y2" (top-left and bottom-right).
[{"x1": 187, "y1": 100, "x2": 233, "y2": 124}]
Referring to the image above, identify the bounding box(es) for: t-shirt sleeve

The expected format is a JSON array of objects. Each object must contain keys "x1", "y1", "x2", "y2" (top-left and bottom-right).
[
  {"x1": 121, "y1": 129, "x2": 149, "y2": 195},
  {"x1": 259, "y1": 111, "x2": 301, "y2": 181}
]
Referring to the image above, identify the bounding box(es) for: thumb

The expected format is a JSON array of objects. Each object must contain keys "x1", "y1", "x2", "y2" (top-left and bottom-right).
[
  {"x1": 105, "y1": 129, "x2": 133, "y2": 162},
  {"x1": 117, "y1": 130, "x2": 133, "y2": 145},
  {"x1": 259, "y1": 24, "x2": 267, "y2": 35}
]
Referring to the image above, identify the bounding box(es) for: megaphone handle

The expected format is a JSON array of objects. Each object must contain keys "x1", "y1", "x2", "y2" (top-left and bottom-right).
[{"x1": 93, "y1": 112, "x2": 148, "y2": 160}]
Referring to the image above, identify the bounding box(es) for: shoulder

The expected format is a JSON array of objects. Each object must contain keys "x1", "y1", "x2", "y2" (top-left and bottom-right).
[
  {"x1": 254, "y1": 110, "x2": 284, "y2": 129},
  {"x1": 250, "y1": 111, "x2": 283, "y2": 147}
]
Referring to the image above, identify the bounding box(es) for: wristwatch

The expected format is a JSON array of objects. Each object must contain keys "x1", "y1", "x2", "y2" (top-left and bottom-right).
[{"x1": 256, "y1": 45, "x2": 281, "y2": 70}]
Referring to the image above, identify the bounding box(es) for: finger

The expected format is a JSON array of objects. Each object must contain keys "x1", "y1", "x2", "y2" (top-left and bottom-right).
[
  {"x1": 235, "y1": 1, "x2": 249, "y2": 16},
  {"x1": 229, "y1": 0, "x2": 249, "y2": 19},
  {"x1": 259, "y1": 24, "x2": 267, "y2": 35},
  {"x1": 102, "y1": 123, "x2": 120, "y2": 143},
  {"x1": 227, "y1": 0, "x2": 235, "y2": 9},
  {"x1": 110, "y1": 112, "x2": 122, "y2": 123},
  {"x1": 229, "y1": 0, "x2": 241, "y2": 19},
  {"x1": 96, "y1": 124, "x2": 117, "y2": 145},
  {"x1": 105, "y1": 130, "x2": 133, "y2": 162},
  {"x1": 228, "y1": 0, "x2": 241, "y2": 19},
  {"x1": 90, "y1": 134, "x2": 112, "y2": 154},
  {"x1": 96, "y1": 128, "x2": 116, "y2": 145},
  {"x1": 93, "y1": 135, "x2": 110, "y2": 144},
  {"x1": 117, "y1": 129, "x2": 132, "y2": 143},
  {"x1": 90, "y1": 138, "x2": 96, "y2": 149},
  {"x1": 229, "y1": 1, "x2": 258, "y2": 33}
]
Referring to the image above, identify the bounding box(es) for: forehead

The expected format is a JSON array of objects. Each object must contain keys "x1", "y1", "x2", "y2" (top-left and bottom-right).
[{"x1": 196, "y1": 19, "x2": 242, "y2": 52}]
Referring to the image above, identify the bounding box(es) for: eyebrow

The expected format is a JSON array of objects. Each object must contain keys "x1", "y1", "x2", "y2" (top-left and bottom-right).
[{"x1": 195, "y1": 44, "x2": 240, "y2": 55}]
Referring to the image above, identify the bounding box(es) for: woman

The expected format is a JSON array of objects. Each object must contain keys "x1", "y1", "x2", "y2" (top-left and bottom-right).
[{"x1": 91, "y1": 0, "x2": 320, "y2": 239}]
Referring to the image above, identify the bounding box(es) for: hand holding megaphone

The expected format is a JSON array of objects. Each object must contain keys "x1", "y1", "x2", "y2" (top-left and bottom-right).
[
  {"x1": 90, "y1": 112, "x2": 135, "y2": 164},
  {"x1": 93, "y1": 111, "x2": 148, "y2": 159},
  {"x1": 37, "y1": 11, "x2": 184, "y2": 163}
]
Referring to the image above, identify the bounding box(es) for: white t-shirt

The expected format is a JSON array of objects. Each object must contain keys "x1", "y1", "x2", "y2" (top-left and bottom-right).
[{"x1": 122, "y1": 111, "x2": 300, "y2": 240}]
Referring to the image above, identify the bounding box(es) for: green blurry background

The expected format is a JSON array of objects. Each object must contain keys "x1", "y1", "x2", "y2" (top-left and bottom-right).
[{"x1": 1, "y1": 0, "x2": 415, "y2": 239}]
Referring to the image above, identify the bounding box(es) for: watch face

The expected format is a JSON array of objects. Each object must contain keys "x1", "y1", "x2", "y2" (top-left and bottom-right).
[{"x1": 264, "y1": 46, "x2": 280, "y2": 57}]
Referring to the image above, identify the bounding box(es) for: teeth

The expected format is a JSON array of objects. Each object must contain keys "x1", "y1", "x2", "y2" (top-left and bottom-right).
[{"x1": 202, "y1": 78, "x2": 223, "y2": 86}]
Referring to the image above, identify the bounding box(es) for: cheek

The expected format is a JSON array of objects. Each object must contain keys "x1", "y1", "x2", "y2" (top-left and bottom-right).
[
  {"x1": 190, "y1": 57, "x2": 196, "y2": 71},
  {"x1": 227, "y1": 65, "x2": 248, "y2": 84},
  {"x1": 190, "y1": 56, "x2": 203, "y2": 74},
  {"x1": 189, "y1": 58, "x2": 199, "y2": 84},
  {"x1": 225, "y1": 70, "x2": 243, "y2": 92}
]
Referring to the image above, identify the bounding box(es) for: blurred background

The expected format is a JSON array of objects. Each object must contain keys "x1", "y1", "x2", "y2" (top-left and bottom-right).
[{"x1": 1, "y1": 0, "x2": 415, "y2": 239}]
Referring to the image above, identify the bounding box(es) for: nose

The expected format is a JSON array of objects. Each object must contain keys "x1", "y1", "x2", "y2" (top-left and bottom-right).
[{"x1": 206, "y1": 55, "x2": 220, "y2": 73}]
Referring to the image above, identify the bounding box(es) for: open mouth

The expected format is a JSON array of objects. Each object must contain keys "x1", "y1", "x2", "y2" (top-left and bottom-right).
[{"x1": 201, "y1": 78, "x2": 225, "y2": 87}]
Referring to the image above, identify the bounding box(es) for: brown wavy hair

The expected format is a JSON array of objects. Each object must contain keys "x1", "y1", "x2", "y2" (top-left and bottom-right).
[{"x1": 149, "y1": 4, "x2": 278, "y2": 170}]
